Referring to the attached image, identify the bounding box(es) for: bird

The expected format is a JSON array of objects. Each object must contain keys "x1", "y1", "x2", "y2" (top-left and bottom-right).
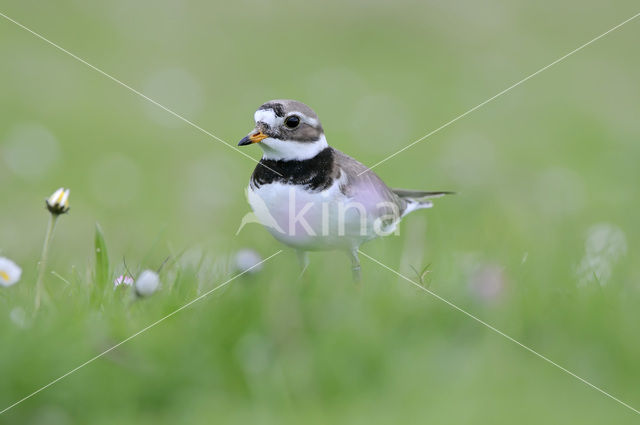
[{"x1": 238, "y1": 99, "x2": 451, "y2": 280}]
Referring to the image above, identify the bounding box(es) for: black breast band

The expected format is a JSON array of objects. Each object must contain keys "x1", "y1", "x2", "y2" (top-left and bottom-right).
[{"x1": 250, "y1": 147, "x2": 336, "y2": 192}]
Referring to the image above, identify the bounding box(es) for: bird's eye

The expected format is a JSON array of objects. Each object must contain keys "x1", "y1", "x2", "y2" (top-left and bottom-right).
[{"x1": 284, "y1": 115, "x2": 300, "y2": 129}]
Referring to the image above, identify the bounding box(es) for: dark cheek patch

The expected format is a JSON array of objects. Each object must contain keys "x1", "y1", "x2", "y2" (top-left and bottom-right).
[{"x1": 278, "y1": 123, "x2": 323, "y2": 143}]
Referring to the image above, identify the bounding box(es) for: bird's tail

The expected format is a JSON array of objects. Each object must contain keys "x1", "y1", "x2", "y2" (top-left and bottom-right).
[{"x1": 392, "y1": 189, "x2": 454, "y2": 217}]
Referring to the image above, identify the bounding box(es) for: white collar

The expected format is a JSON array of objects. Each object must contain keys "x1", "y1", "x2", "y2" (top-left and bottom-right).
[{"x1": 259, "y1": 134, "x2": 329, "y2": 161}]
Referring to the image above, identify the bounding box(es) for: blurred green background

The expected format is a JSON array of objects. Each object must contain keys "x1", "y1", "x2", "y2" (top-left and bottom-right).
[{"x1": 1, "y1": 0, "x2": 640, "y2": 423}]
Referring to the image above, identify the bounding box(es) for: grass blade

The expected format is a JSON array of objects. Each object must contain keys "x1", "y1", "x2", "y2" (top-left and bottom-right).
[{"x1": 94, "y1": 223, "x2": 110, "y2": 289}]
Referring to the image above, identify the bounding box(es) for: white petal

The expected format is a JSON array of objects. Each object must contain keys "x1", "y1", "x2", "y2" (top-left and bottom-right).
[
  {"x1": 60, "y1": 189, "x2": 70, "y2": 208},
  {"x1": 48, "y1": 188, "x2": 64, "y2": 206},
  {"x1": 0, "y1": 257, "x2": 22, "y2": 287}
]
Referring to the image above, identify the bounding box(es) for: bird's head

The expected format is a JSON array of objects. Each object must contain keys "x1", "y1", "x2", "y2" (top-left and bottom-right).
[{"x1": 238, "y1": 99, "x2": 328, "y2": 161}]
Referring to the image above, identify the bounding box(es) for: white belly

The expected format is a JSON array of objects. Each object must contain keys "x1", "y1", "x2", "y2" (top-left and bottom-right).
[{"x1": 247, "y1": 179, "x2": 380, "y2": 251}]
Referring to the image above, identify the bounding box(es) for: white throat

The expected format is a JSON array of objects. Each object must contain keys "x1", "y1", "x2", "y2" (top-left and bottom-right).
[{"x1": 260, "y1": 134, "x2": 329, "y2": 161}]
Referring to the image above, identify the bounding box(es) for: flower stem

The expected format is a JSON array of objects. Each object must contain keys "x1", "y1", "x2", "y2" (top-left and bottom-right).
[{"x1": 35, "y1": 214, "x2": 58, "y2": 310}]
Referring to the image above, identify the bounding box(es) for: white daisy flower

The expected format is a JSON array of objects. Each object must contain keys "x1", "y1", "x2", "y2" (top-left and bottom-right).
[
  {"x1": 0, "y1": 257, "x2": 22, "y2": 287},
  {"x1": 135, "y1": 270, "x2": 160, "y2": 297},
  {"x1": 46, "y1": 187, "x2": 70, "y2": 215},
  {"x1": 233, "y1": 249, "x2": 263, "y2": 274}
]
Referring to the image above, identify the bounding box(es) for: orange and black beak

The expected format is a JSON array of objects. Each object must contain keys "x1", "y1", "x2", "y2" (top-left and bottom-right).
[{"x1": 238, "y1": 131, "x2": 268, "y2": 146}]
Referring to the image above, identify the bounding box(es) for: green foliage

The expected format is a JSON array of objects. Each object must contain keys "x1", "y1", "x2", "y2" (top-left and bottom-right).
[
  {"x1": 1, "y1": 1, "x2": 640, "y2": 424},
  {"x1": 93, "y1": 223, "x2": 110, "y2": 290}
]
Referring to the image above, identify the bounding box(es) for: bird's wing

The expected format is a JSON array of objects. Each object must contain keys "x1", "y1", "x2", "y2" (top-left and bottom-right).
[{"x1": 332, "y1": 149, "x2": 407, "y2": 215}]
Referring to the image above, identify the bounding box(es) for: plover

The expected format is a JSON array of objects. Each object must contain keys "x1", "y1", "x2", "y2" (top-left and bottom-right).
[{"x1": 239, "y1": 99, "x2": 451, "y2": 280}]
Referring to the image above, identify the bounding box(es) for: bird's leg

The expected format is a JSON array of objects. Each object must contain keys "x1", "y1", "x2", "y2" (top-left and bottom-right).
[
  {"x1": 296, "y1": 250, "x2": 309, "y2": 280},
  {"x1": 349, "y1": 249, "x2": 361, "y2": 282}
]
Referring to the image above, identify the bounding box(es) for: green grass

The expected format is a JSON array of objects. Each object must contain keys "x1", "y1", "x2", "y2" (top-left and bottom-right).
[{"x1": 1, "y1": 0, "x2": 640, "y2": 423}]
